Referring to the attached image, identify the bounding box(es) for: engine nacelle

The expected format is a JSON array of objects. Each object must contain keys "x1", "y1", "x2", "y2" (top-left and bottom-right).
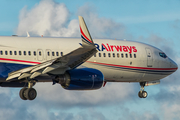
[{"x1": 57, "y1": 68, "x2": 104, "y2": 90}]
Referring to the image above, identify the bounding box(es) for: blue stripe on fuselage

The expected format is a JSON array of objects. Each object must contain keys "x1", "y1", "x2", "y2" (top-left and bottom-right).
[{"x1": 0, "y1": 62, "x2": 31, "y2": 78}]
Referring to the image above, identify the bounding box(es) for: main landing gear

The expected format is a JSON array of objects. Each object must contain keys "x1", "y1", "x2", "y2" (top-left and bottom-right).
[
  {"x1": 138, "y1": 82, "x2": 148, "y2": 98},
  {"x1": 19, "y1": 81, "x2": 37, "y2": 100}
]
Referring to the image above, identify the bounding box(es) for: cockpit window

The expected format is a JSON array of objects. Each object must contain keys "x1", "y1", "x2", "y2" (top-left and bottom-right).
[{"x1": 159, "y1": 52, "x2": 167, "y2": 58}]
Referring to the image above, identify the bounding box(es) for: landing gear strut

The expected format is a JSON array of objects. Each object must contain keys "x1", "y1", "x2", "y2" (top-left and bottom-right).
[
  {"x1": 138, "y1": 82, "x2": 148, "y2": 98},
  {"x1": 19, "y1": 81, "x2": 37, "y2": 100}
]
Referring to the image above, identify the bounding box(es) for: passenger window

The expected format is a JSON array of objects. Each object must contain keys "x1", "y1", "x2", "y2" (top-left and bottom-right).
[
  {"x1": 56, "y1": 52, "x2": 59, "y2": 56},
  {"x1": 24, "y1": 51, "x2": 26, "y2": 55},
  {"x1": 28, "y1": 51, "x2": 31, "y2": 56},
  {"x1": 39, "y1": 51, "x2": 41, "y2": 56},
  {"x1": 103, "y1": 53, "x2": 106, "y2": 57},
  {"x1": 134, "y1": 54, "x2": 136, "y2": 58},
  {"x1": 47, "y1": 52, "x2": 50, "y2": 56},
  {"x1": 61, "y1": 52, "x2": 63, "y2": 56},
  {"x1": 52, "y1": 52, "x2": 54, "y2": 56},
  {"x1": 108, "y1": 53, "x2": 111, "y2": 57},
  {"x1": 10, "y1": 51, "x2": 12, "y2": 55},
  {"x1": 19, "y1": 51, "x2": 21, "y2": 55},
  {"x1": 113, "y1": 53, "x2": 115, "y2": 57},
  {"x1": 34, "y1": 51, "x2": 36, "y2": 56},
  {"x1": 99, "y1": 53, "x2": 101, "y2": 57},
  {"x1": 130, "y1": 54, "x2": 132, "y2": 58},
  {"x1": 117, "y1": 53, "x2": 119, "y2": 58},
  {"x1": 5, "y1": 51, "x2": 8, "y2": 55},
  {"x1": 0, "y1": 51, "x2": 3, "y2": 55},
  {"x1": 121, "y1": 53, "x2": 124, "y2": 58},
  {"x1": 126, "y1": 54, "x2": 128, "y2": 58},
  {"x1": 14, "y1": 51, "x2": 17, "y2": 55}
]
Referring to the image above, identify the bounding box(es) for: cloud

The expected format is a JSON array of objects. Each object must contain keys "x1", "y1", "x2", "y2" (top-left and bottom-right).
[
  {"x1": 77, "y1": 4, "x2": 127, "y2": 39},
  {"x1": 16, "y1": 1, "x2": 127, "y2": 39},
  {"x1": 34, "y1": 82, "x2": 137, "y2": 108},
  {"x1": 160, "y1": 103, "x2": 180, "y2": 120},
  {"x1": 119, "y1": 111, "x2": 160, "y2": 120},
  {"x1": 48, "y1": 107, "x2": 109, "y2": 120},
  {"x1": 16, "y1": 0, "x2": 79, "y2": 37}
]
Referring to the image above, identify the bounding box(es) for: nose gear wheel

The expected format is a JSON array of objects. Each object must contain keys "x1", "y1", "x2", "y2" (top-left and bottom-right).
[{"x1": 138, "y1": 91, "x2": 148, "y2": 98}]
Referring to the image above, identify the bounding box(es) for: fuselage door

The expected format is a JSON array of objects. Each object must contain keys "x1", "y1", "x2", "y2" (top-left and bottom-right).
[
  {"x1": 145, "y1": 48, "x2": 153, "y2": 67},
  {"x1": 46, "y1": 49, "x2": 52, "y2": 60},
  {"x1": 37, "y1": 49, "x2": 43, "y2": 61}
]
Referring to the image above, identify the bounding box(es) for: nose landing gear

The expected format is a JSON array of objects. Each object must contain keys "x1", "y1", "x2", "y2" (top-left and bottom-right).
[{"x1": 138, "y1": 82, "x2": 148, "y2": 98}]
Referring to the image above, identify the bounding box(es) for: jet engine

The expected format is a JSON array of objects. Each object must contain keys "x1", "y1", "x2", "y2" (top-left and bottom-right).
[{"x1": 56, "y1": 68, "x2": 104, "y2": 90}]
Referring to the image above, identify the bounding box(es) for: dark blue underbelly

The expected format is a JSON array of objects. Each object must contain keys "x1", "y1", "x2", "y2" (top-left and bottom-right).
[{"x1": 0, "y1": 63, "x2": 31, "y2": 78}]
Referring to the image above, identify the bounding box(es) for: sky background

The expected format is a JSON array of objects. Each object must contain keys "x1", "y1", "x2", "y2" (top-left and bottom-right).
[{"x1": 0, "y1": 0, "x2": 180, "y2": 120}]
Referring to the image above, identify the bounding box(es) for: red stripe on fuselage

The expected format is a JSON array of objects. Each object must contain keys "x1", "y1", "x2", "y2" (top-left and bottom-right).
[
  {"x1": 80, "y1": 26, "x2": 92, "y2": 43},
  {"x1": 0, "y1": 58, "x2": 41, "y2": 64},
  {"x1": 86, "y1": 61, "x2": 178, "y2": 71}
]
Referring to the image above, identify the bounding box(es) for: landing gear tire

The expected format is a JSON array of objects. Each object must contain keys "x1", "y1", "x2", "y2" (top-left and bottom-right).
[
  {"x1": 19, "y1": 88, "x2": 37, "y2": 100},
  {"x1": 19, "y1": 87, "x2": 28, "y2": 100},
  {"x1": 138, "y1": 91, "x2": 143, "y2": 98},
  {"x1": 138, "y1": 91, "x2": 148, "y2": 98},
  {"x1": 25, "y1": 88, "x2": 37, "y2": 100},
  {"x1": 142, "y1": 91, "x2": 148, "y2": 98}
]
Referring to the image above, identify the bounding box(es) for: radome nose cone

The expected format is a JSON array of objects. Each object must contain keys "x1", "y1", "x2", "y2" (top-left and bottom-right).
[
  {"x1": 170, "y1": 58, "x2": 178, "y2": 70},
  {"x1": 174, "y1": 62, "x2": 178, "y2": 70}
]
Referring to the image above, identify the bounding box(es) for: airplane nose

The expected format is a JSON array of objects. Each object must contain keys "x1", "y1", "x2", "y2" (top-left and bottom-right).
[{"x1": 169, "y1": 58, "x2": 178, "y2": 70}]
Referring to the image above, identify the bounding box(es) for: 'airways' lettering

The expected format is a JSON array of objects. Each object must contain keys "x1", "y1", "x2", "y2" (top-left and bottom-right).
[
  {"x1": 102, "y1": 44, "x2": 109, "y2": 51},
  {"x1": 114, "y1": 46, "x2": 122, "y2": 52},
  {"x1": 79, "y1": 43, "x2": 137, "y2": 53}
]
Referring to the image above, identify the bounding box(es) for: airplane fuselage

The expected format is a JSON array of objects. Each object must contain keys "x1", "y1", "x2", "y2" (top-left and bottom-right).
[{"x1": 0, "y1": 36, "x2": 177, "y2": 83}]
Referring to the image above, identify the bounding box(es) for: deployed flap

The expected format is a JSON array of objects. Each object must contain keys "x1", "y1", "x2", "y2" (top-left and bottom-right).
[{"x1": 6, "y1": 16, "x2": 97, "y2": 81}]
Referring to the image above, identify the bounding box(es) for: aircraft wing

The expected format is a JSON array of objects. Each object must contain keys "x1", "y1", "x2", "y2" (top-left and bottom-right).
[{"x1": 6, "y1": 16, "x2": 97, "y2": 81}]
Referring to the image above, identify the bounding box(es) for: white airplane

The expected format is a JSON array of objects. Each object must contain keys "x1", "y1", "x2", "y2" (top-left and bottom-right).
[{"x1": 0, "y1": 16, "x2": 177, "y2": 100}]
